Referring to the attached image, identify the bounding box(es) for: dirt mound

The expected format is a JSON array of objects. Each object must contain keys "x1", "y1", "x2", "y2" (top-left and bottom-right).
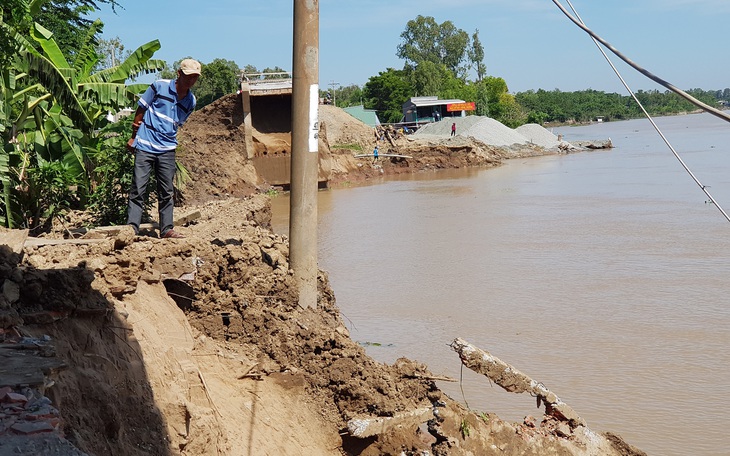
[
  {"x1": 177, "y1": 94, "x2": 259, "y2": 205},
  {"x1": 9, "y1": 197, "x2": 436, "y2": 454},
  {"x1": 319, "y1": 104, "x2": 377, "y2": 148}
]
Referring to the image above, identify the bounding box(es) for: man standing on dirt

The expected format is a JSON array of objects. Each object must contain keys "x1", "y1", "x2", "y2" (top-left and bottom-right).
[
  {"x1": 372, "y1": 145, "x2": 379, "y2": 164},
  {"x1": 126, "y1": 58, "x2": 201, "y2": 239},
  {"x1": 451, "y1": 122, "x2": 456, "y2": 137}
]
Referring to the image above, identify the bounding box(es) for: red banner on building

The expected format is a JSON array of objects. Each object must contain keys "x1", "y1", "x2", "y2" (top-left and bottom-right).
[{"x1": 446, "y1": 102, "x2": 476, "y2": 112}]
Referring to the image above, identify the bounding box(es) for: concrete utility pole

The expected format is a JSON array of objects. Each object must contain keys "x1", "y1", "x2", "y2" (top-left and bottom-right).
[
  {"x1": 329, "y1": 80, "x2": 340, "y2": 107},
  {"x1": 290, "y1": 0, "x2": 319, "y2": 309}
]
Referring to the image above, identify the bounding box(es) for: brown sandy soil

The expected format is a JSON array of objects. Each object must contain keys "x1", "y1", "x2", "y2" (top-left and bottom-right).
[
  {"x1": 176, "y1": 95, "x2": 259, "y2": 205},
  {"x1": 0, "y1": 98, "x2": 645, "y2": 455}
]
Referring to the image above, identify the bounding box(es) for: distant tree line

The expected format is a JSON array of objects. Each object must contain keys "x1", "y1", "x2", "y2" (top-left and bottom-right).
[{"x1": 515, "y1": 88, "x2": 726, "y2": 124}]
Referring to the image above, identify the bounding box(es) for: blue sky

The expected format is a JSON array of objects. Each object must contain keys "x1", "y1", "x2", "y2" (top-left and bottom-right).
[{"x1": 89, "y1": 0, "x2": 730, "y2": 94}]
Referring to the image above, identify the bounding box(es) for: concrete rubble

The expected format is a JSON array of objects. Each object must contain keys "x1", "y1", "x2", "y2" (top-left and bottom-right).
[{"x1": 0, "y1": 331, "x2": 85, "y2": 455}]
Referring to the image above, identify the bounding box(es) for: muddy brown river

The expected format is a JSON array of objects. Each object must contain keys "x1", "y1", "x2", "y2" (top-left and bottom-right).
[{"x1": 272, "y1": 112, "x2": 730, "y2": 455}]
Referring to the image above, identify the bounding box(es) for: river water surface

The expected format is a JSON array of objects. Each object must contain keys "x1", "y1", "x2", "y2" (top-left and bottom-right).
[{"x1": 271, "y1": 112, "x2": 730, "y2": 456}]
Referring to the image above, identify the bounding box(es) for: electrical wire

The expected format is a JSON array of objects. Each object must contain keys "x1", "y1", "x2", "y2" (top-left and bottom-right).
[{"x1": 552, "y1": 0, "x2": 730, "y2": 223}]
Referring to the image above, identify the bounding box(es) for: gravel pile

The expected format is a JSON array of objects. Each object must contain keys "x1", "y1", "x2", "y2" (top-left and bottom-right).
[
  {"x1": 461, "y1": 117, "x2": 531, "y2": 147},
  {"x1": 515, "y1": 124, "x2": 562, "y2": 149},
  {"x1": 415, "y1": 116, "x2": 485, "y2": 137},
  {"x1": 413, "y1": 116, "x2": 571, "y2": 150}
]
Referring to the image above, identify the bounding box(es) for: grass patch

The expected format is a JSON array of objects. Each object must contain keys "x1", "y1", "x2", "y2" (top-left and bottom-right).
[
  {"x1": 460, "y1": 418, "x2": 471, "y2": 439},
  {"x1": 332, "y1": 143, "x2": 363, "y2": 151}
]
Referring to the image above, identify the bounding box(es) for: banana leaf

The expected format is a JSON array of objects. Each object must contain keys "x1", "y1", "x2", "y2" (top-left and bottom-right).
[
  {"x1": 72, "y1": 20, "x2": 103, "y2": 80},
  {"x1": 87, "y1": 41, "x2": 164, "y2": 84},
  {"x1": 23, "y1": 51, "x2": 93, "y2": 131},
  {"x1": 30, "y1": 22, "x2": 69, "y2": 70},
  {"x1": 78, "y1": 82, "x2": 137, "y2": 110}
]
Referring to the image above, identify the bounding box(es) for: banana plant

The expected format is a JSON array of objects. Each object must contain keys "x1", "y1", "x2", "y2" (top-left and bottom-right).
[
  {"x1": 28, "y1": 20, "x2": 165, "y2": 132},
  {"x1": 0, "y1": 14, "x2": 164, "y2": 229}
]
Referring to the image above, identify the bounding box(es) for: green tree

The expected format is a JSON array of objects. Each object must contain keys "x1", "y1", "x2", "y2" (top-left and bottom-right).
[
  {"x1": 96, "y1": 36, "x2": 128, "y2": 70},
  {"x1": 363, "y1": 68, "x2": 413, "y2": 123},
  {"x1": 240, "y1": 65, "x2": 290, "y2": 81},
  {"x1": 241, "y1": 64, "x2": 258, "y2": 80},
  {"x1": 195, "y1": 58, "x2": 240, "y2": 107},
  {"x1": 474, "y1": 80, "x2": 489, "y2": 116},
  {"x1": 36, "y1": 0, "x2": 121, "y2": 58},
  {"x1": 261, "y1": 66, "x2": 288, "y2": 79},
  {"x1": 397, "y1": 15, "x2": 470, "y2": 77},
  {"x1": 2, "y1": 0, "x2": 51, "y2": 69},
  {"x1": 478, "y1": 76, "x2": 525, "y2": 126},
  {"x1": 159, "y1": 63, "x2": 176, "y2": 79},
  {"x1": 333, "y1": 84, "x2": 363, "y2": 108},
  {"x1": 494, "y1": 92, "x2": 525, "y2": 128},
  {"x1": 410, "y1": 61, "x2": 449, "y2": 97},
  {"x1": 468, "y1": 29, "x2": 486, "y2": 82}
]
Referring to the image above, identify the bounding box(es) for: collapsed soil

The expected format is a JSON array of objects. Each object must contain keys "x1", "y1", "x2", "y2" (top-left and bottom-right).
[
  {"x1": 0, "y1": 97, "x2": 643, "y2": 455},
  {"x1": 176, "y1": 95, "x2": 570, "y2": 199}
]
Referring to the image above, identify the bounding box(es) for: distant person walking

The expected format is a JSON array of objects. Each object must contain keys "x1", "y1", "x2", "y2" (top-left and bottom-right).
[
  {"x1": 126, "y1": 58, "x2": 201, "y2": 239},
  {"x1": 451, "y1": 122, "x2": 456, "y2": 137},
  {"x1": 372, "y1": 145, "x2": 379, "y2": 164}
]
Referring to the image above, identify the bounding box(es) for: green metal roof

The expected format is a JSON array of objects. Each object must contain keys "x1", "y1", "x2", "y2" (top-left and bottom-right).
[{"x1": 343, "y1": 105, "x2": 381, "y2": 127}]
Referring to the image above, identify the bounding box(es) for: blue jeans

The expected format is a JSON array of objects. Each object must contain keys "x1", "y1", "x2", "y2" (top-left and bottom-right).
[{"x1": 127, "y1": 149, "x2": 176, "y2": 235}]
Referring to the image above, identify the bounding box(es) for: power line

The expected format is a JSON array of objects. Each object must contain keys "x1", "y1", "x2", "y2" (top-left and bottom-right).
[{"x1": 553, "y1": 0, "x2": 730, "y2": 224}]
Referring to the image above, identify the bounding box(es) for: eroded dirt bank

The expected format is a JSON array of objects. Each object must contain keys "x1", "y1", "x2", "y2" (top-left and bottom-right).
[
  {"x1": 3, "y1": 195, "x2": 645, "y2": 455},
  {"x1": 0, "y1": 98, "x2": 640, "y2": 455}
]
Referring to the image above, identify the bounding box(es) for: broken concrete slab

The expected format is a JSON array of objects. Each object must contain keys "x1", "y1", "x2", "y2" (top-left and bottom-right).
[
  {"x1": 450, "y1": 338, "x2": 586, "y2": 427},
  {"x1": 0, "y1": 347, "x2": 67, "y2": 389},
  {"x1": 347, "y1": 407, "x2": 433, "y2": 438}
]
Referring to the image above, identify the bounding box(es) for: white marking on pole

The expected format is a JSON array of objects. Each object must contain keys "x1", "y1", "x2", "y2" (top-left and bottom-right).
[{"x1": 309, "y1": 84, "x2": 319, "y2": 152}]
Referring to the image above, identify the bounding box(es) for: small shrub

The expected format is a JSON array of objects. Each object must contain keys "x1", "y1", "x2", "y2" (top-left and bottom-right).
[
  {"x1": 21, "y1": 159, "x2": 80, "y2": 234},
  {"x1": 87, "y1": 120, "x2": 149, "y2": 226},
  {"x1": 460, "y1": 418, "x2": 471, "y2": 439}
]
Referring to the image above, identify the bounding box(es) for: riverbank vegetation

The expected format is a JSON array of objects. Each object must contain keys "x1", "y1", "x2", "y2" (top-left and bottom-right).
[
  {"x1": 515, "y1": 87, "x2": 725, "y2": 124},
  {"x1": 1, "y1": 0, "x2": 165, "y2": 231}
]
